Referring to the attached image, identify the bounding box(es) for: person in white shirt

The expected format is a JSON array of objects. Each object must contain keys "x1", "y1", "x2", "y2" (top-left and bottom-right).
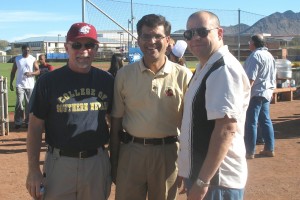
[
  {"x1": 10, "y1": 45, "x2": 39, "y2": 129},
  {"x1": 177, "y1": 11, "x2": 251, "y2": 200}
]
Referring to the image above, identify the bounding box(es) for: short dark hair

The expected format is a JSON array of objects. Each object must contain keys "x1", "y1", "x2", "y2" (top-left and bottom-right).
[
  {"x1": 136, "y1": 14, "x2": 171, "y2": 36},
  {"x1": 251, "y1": 34, "x2": 265, "y2": 48},
  {"x1": 21, "y1": 44, "x2": 29, "y2": 50},
  {"x1": 38, "y1": 54, "x2": 45, "y2": 60}
]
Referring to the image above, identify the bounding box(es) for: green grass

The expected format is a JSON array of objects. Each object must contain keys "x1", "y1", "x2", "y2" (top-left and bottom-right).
[
  {"x1": 0, "y1": 60, "x2": 197, "y2": 112},
  {"x1": 1, "y1": 63, "x2": 16, "y2": 112}
]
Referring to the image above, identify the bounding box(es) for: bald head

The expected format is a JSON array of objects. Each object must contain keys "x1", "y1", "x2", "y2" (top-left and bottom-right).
[
  {"x1": 187, "y1": 11, "x2": 220, "y2": 29},
  {"x1": 185, "y1": 10, "x2": 223, "y2": 64}
]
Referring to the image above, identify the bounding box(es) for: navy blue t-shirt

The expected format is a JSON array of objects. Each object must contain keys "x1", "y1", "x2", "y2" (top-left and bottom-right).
[{"x1": 30, "y1": 65, "x2": 114, "y2": 151}]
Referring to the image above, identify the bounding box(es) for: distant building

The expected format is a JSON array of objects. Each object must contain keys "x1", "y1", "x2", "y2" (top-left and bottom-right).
[
  {"x1": 10, "y1": 31, "x2": 290, "y2": 61},
  {"x1": 10, "y1": 30, "x2": 138, "y2": 60},
  {"x1": 0, "y1": 50, "x2": 6, "y2": 56},
  {"x1": 11, "y1": 36, "x2": 66, "y2": 56}
]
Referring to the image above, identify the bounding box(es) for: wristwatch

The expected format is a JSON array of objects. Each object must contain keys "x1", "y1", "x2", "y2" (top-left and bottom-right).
[{"x1": 196, "y1": 178, "x2": 210, "y2": 187}]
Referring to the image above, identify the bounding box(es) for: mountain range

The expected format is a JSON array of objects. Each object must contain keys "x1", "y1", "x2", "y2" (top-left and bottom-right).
[
  {"x1": 174, "y1": 10, "x2": 300, "y2": 36},
  {"x1": 223, "y1": 10, "x2": 300, "y2": 36}
]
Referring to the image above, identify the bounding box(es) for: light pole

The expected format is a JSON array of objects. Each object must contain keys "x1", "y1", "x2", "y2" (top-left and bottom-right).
[
  {"x1": 128, "y1": 19, "x2": 131, "y2": 50},
  {"x1": 117, "y1": 32, "x2": 123, "y2": 54},
  {"x1": 57, "y1": 34, "x2": 61, "y2": 53},
  {"x1": 131, "y1": 0, "x2": 135, "y2": 47}
]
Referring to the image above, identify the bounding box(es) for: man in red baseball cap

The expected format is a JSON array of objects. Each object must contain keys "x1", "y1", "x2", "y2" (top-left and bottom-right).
[{"x1": 26, "y1": 22, "x2": 113, "y2": 200}]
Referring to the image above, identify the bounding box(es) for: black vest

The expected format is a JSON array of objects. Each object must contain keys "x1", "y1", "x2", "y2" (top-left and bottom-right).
[{"x1": 189, "y1": 57, "x2": 225, "y2": 185}]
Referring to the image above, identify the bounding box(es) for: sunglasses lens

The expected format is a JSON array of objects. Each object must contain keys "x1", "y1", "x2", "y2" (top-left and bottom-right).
[
  {"x1": 184, "y1": 28, "x2": 212, "y2": 40},
  {"x1": 70, "y1": 42, "x2": 96, "y2": 50},
  {"x1": 71, "y1": 43, "x2": 82, "y2": 50},
  {"x1": 197, "y1": 28, "x2": 209, "y2": 38},
  {"x1": 183, "y1": 30, "x2": 193, "y2": 41},
  {"x1": 85, "y1": 43, "x2": 96, "y2": 49}
]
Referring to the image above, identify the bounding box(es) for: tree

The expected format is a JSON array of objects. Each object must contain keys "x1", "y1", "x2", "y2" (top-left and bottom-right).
[{"x1": 0, "y1": 40, "x2": 9, "y2": 51}]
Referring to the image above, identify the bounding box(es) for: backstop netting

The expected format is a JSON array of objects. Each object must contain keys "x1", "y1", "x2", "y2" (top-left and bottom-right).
[{"x1": 84, "y1": 0, "x2": 265, "y2": 37}]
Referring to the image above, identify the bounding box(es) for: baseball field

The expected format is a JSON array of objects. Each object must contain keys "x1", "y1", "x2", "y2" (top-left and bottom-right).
[{"x1": 1, "y1": 62, "x2": 300, "y2": 199}]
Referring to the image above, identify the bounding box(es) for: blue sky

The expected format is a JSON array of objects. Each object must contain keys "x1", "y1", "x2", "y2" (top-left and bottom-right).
[{"x1": 1, "y1": 0, "x2": 299, "y2": 42}]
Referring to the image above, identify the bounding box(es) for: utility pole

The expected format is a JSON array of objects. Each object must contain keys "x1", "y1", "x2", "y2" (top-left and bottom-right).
[
  {"x1": 57, "y1": 34, "x2": 61, "y2": 53},
  {"x1": 131, "y1": 0, "x2": 135, "y2": 47}
]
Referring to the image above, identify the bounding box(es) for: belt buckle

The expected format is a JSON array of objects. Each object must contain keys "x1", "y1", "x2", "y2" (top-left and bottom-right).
[
  {"x1": 143, "y1": 138, "x2": 153, "y2": 145},
  {"x1": 79, "y1": 151, "x2": 87, "y2": 159}
]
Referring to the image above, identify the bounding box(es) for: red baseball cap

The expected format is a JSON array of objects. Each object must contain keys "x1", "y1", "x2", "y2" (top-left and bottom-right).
[{"x1": 66, "y1": 22, "x2": 99, "y2": 43}]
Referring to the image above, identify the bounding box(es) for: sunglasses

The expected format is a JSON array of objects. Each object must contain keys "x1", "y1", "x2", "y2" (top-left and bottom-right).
[
  {"x1": 68, "y1": 42, "x2": 97, "y2": 50},
  {"x1": 183, "y1": 27, "x2": 218, "y2": 41}
]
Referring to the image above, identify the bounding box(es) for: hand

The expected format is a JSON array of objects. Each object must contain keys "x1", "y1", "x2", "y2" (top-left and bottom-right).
[
  {"x1": 176, "y1": 176, "x2": 187, "y2": 195},
  {"x1": 187, "y1": 183, "x2": 209, "y2": 200},
  {"x1": 26, "y1": 170, "x2": 44, "y2": 199},
  {"x1": 24, "y1": 72, "x2": 32, "y2": 77}
]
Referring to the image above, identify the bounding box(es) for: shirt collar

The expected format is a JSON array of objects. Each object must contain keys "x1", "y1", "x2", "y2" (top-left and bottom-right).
[
  {"x1": 195, "y1": 45, "x2": 229, "y2": 72},
  {"x1": 255, "y1": 47, "x2": 268, "y2": 51},
  {"x1": 138, "y1": 56, "x2": 172, "y2": 75}
]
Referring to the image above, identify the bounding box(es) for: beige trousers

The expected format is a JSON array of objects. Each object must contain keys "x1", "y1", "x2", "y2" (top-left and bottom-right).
[
  {"x1": 116, "y1": 142, "x2": 179, "y2": 200},
  {"x1": 43, "y1": 147, "x2": 111, "y2": 200}
]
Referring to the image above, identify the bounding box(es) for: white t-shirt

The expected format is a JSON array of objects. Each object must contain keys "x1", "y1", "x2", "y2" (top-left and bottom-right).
[
  {"x1": 178, "y1": 45, "x2": 251, "y2": 188},
  {"x1": 15, "y1": 55, "x2": 36, "y2": 89}
]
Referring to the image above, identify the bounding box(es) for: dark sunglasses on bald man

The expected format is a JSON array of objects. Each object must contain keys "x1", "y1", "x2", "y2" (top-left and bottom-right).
[
  {"x1": 68, "y1": 42, "x2": 97, "y2": 50},
  {"x1": 183, "y1": 27, "x2": 218, "y2": 41}
]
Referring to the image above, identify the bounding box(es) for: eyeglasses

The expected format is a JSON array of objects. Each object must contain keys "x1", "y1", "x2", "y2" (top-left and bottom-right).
[
  {"x1": 68, "y1": 42, "x2": 97, "y2": 50},
  {"x1": 139, "y1": 34, "x2": 166, "y2": 42},
  {"x1": 183, "y1": 27, "x2": 218, "y2": 41}
]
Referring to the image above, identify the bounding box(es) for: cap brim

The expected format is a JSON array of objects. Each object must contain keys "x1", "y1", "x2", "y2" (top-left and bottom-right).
[{"x1": 68, "y1": 36, "x2": 99, "y2": 43}]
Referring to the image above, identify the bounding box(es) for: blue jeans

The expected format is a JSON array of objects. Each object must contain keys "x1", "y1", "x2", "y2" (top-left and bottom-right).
[
  {"x1": 256, "y1": 124, "x2": 265, "y2": 144},
  {"x1": 245, "y1": 96, "x2": 275, "y2": 155},
  {"x1": 14, "y1": 87, "x2": 33, "y2": 126},
  {"x1": 184, "y1": 178, "x2": 244, "y2": 200}
]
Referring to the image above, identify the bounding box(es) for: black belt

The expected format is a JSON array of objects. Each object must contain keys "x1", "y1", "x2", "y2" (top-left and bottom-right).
[
  {"x1": 48, "y1": 145, "x2": 100, "y2": 159},
  {"x1": 120, "y1": 131, "x2": 178, "y2": 145}
]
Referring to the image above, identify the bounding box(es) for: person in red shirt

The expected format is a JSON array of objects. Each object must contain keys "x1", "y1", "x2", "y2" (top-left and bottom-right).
[{"x1": 37, "y1": 54, "x2": 55, "y2": 78}]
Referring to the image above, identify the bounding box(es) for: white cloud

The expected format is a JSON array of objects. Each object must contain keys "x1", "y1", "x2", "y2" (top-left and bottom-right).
[{"x1": 0, "y1": 10, "x2": 77, "y2": 22}]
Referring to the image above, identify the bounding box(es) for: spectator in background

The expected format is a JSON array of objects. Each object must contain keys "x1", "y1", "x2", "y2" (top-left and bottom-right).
[
  {"x1": 10, "y1": 44, "x2": 39, "y2": 129},
  {"x1": 108, "y1": 53, "x2": 124, "y2": 77},
  {"x1": 110, "y1": 14, "x2": 192, "y2": 200},
  {"x1": 178, "y1": 11, "x2": 250, "y2": 200},
  {"x1": 166, "y1": 37, "x2": 175, "y2": 56},
  {"x1": 168, "y1": 40, "x2": 187, "y2": 66},
  {"x1": 37, "y1": 54, "x2": 55, "y2": 79},
  {"x1": 244, "y1": 34, "x2": 276, "y2": 159}
]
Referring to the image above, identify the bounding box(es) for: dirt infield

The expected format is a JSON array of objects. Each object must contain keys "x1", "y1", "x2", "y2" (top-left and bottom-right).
[{"x1": 0, "y1": 99, "x2": 299, "y2": 200}]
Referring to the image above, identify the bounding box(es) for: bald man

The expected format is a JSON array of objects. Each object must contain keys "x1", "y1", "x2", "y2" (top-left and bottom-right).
[{"x1": 178, "y1": 11, "x2": 251, "y2": 200}]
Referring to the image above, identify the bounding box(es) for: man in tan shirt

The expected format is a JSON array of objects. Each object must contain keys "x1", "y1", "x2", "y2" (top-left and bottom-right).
[{"x1": 110, "y1": 14, "x2": 192, "y2": 200}]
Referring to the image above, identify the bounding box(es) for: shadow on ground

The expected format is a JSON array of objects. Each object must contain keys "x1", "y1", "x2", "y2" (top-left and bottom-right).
[{"x1": 273, "y1": 117, "x2": 300, "y2": 139}]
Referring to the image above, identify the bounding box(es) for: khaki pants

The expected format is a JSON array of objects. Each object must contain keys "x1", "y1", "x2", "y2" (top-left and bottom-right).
[
  {"x1": 43, "y1": 147, "x2": 111, "y2": 200},
  {"x1": 116, "y1": 142, "x2": 179, "y2": 200}
]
